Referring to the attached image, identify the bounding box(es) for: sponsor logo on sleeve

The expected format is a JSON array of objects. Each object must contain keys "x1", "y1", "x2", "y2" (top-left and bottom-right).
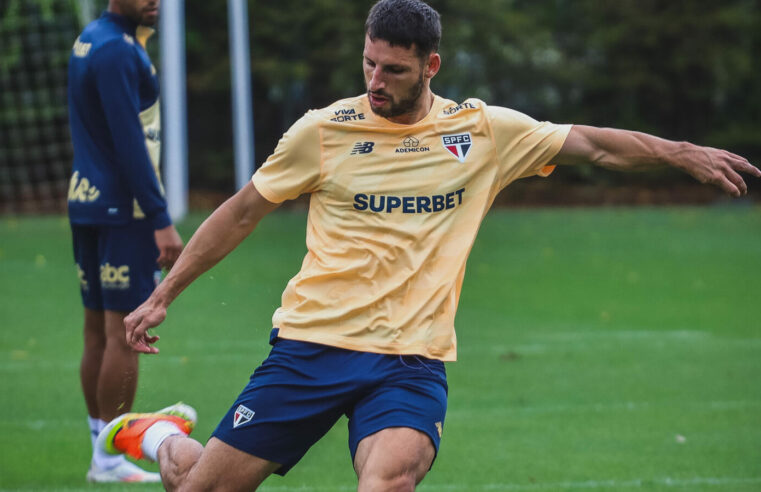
[
  {"x1": 72, "y1": 37, "x2": 91, "y2": 57},
  {"x1": 441, "y1": 102, "x2": 477, "y2": 115},
  {"x1": 441, "y1": 133, "x2": 472, "y2": 163}
]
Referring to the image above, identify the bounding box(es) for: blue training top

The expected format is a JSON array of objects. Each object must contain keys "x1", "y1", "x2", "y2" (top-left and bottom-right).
[{"x1": 67, "y1": 11, "x2": 171, "y2": 229}]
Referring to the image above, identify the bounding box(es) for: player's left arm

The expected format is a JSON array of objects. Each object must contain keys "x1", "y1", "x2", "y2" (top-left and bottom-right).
[
  {"x1": 125, "y1": 182, "x2": 279, "y2": 353},
  {"x1": 555, "y1": 125, "x2": 760, "y2": 196}
]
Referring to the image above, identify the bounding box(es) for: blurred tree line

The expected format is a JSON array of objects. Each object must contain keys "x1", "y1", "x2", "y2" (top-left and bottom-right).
[
  {"x1": 184, "y1": 0, "x2": 760, "y2": 200},
  {"x1": 3, "y1": 0, "x2": 759, "y2": 209}
]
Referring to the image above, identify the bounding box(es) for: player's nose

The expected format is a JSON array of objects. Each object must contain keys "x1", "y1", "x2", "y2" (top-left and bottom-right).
[{"x1": 367, "y1": 67, "x2": 385, "y2": 91}]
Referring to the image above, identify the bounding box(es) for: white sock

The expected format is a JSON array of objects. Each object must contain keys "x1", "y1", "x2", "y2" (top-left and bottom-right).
[
  {"x1": 90, "y1": 417, "x2": 124, "y2": 470},
  {"x1": 88, "y1": 416, "x2": 103, "y2": 449},
  {"x1": 141, "y1": 420, "x2": 184, "y2": 462}
]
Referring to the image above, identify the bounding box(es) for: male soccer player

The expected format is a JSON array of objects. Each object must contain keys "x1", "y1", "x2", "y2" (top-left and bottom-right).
[
  {"x1": 98, "y1": 0, "x2": 759, "y2": 490},
  {"x1": 67, "y1": 0, "x2": 183, "y2": 482}
]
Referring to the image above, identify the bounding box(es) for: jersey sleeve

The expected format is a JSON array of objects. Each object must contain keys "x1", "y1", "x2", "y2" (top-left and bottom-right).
[
  {"x1": 486, "y1": 105, "x2": 572, "y2": 190},
  {"x1": 251, "y1": 112, "x2": 322, "y2": 203},
  {"x1": 92, "y1": 39, "x2": 171, "y2": 229}
]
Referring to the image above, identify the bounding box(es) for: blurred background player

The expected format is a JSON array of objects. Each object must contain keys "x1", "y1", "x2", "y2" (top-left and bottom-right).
[{"x1": 67, "y1": 0, "x2": 183, "y2": 482}]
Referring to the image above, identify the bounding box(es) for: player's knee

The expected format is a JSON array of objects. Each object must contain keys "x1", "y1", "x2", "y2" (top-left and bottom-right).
[
  {"x1": 82, "y1": 332, "x2": 105, "y2": 352},
  {"x1": 102, "y1": 323, "x2": 132, "y2": 350},
  {"x1": 103, "y1": 334, "x2": 135, "y2": 357},
  {"x1": 359, "y1": 472, "x2": 417, "y2": 492}
]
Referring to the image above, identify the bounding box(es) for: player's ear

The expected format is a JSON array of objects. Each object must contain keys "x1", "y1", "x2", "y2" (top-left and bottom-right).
[{"x1": 425, "y1": 53, "x2": 441, "y2": 79}]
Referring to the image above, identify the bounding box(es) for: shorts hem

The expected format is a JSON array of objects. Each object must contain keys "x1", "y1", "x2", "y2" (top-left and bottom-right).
[
  {"x1": 350, "y1": 423, "x2": 440, "y2": 464},
  {"x1": 82, "y1": 299, "x2": 102, "y2": 311},
  {"x1": 80, "y1": 301, "x2": 142, "y2": 312}
]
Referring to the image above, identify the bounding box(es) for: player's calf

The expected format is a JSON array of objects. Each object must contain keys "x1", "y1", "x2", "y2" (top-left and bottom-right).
[{"x1": 155, "y1": 434, "x2": 205, "y2": 492}]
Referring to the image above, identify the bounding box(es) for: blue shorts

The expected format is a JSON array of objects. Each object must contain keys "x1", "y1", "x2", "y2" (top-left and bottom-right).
[
  {"x1": 71, "y1": 221, "x2": 161, "y2": 312},
  {"x1": 212, "y1": 331, "x2": 448, "y2": 476}
]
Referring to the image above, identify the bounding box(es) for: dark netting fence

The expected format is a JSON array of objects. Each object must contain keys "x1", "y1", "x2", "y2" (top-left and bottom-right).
[{"x1": 0, "y1": 0, "x2": 85, "y2": 214}]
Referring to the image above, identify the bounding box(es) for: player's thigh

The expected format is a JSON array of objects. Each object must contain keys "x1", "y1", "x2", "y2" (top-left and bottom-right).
[
  {"x1": 83, "y1": 307, "x2": 105, "y2": 341},
  {"x1": 350, "y1": 355, "x2": 447, "y2": 489},
  {"x1": 354, "y1": 427, "x2": 435, "y2": 489},
  {"x1": 182, "y1": 437, "x2": 280, "y2": 492},
  {"x1": 98, "y1": 220, "x2": 160, "y2": 312}
]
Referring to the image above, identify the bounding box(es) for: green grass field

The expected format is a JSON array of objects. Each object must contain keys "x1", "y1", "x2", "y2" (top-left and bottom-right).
[{"x1": 1, "y1": 206, "x2": 760, "y2": 491}]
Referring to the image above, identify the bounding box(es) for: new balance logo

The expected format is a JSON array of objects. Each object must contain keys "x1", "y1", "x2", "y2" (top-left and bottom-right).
[
  {"x1": 351, "y1": 141, "x2": 375, "y2": 155},
  {"x1": 233, "y1": 405, "x2": 255, "y2": 428}
]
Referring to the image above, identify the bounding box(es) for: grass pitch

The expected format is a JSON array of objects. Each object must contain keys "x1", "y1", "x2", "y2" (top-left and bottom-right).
[{"x1": 1, "y1": 206, "x2": 760, "y2": 491}]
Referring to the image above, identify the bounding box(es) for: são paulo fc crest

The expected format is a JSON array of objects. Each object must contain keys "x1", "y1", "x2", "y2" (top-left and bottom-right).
[
  {"x1": 233, "y1": 404, "x2": 255, "y2": 428},
  {"x1": 441, "y1": 133, "x2": 472, "y2": 163}
]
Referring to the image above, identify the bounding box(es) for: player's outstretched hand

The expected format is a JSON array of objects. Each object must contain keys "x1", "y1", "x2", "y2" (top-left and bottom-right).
[
  {"x1": 124, "y1": 299, "x2": 166, "y2": 354},
  {"x1": 675, "y1": 144, "x2": 760, "y2": 197},
  {"x1": 155, "y1": 224, "x2": 184, "y2": 270}
]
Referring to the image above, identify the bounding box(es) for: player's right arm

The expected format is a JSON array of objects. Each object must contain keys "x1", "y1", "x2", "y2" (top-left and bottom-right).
[
  {"x1": 125, "y1": 182, "x2": 279, "y2": 353},
  {"x1": 92, "y1": 39, "x2": 184, "y2": 269}
]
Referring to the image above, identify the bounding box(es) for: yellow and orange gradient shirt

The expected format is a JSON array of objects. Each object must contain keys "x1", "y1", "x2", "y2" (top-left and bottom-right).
[{"x1": 252, "y1": 94, "x2": 571, "y2": 361}]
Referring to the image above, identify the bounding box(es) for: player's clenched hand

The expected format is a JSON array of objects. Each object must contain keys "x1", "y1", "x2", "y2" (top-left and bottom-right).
[
  {"x1": 155, "y1": 224, "x2": 184, "y2": 270},
  {"x1": 124, "y1": 299, "x2": 166, "y2": 354},
  {"x1": 673, "y1": 144, "x2": 760, "y2": 197}
]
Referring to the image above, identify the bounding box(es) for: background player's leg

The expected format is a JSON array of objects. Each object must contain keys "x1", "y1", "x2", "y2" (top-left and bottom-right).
[
  {"x1": 83, "y1": 308, "x2": 159, "y2": 481},
  {"x1": 354, "y1": 427, "x2": 435, "y2": 492},
  {"x1": 158, "y1": 436, "x2": 280, "y2": 491},
  {"x1": 98, "y1": 310, "x2": 138, "y2": 420},
  {"x1": 80, "y1": 307, "x2": 105, "y2": 419}
]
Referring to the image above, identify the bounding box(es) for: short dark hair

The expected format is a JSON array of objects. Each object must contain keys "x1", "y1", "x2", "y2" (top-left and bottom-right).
[{"x1": 365, "y1": 0, "x2": 441, "y2": 58}]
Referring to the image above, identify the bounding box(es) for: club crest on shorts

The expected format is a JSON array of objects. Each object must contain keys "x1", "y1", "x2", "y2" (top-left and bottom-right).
[
  {"x1": 441, "y1": 132, "x2": 472, "y2": 163},
  {"x1": 233, "y1": 404, "x2": 255, "y2": 428}
]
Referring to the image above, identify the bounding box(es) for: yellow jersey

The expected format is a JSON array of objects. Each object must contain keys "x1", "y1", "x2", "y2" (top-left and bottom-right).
[{"x1": 252, "y1": 94, "x2": 571, "y2": 361}]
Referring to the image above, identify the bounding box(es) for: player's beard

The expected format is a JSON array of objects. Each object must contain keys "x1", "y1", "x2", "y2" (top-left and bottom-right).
[
  {"x1": 139, "y1": 7, "x2": 159, "y2": 26},
  {"x1": 139, "y1": 14, "x2": 158, "y2": 26},
  {"x1": 123, "y1": 1, "x2": 159, "y2": 26},
  {"x1": 367, "y1": 73, "x2": 425, "y2": 119}
]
